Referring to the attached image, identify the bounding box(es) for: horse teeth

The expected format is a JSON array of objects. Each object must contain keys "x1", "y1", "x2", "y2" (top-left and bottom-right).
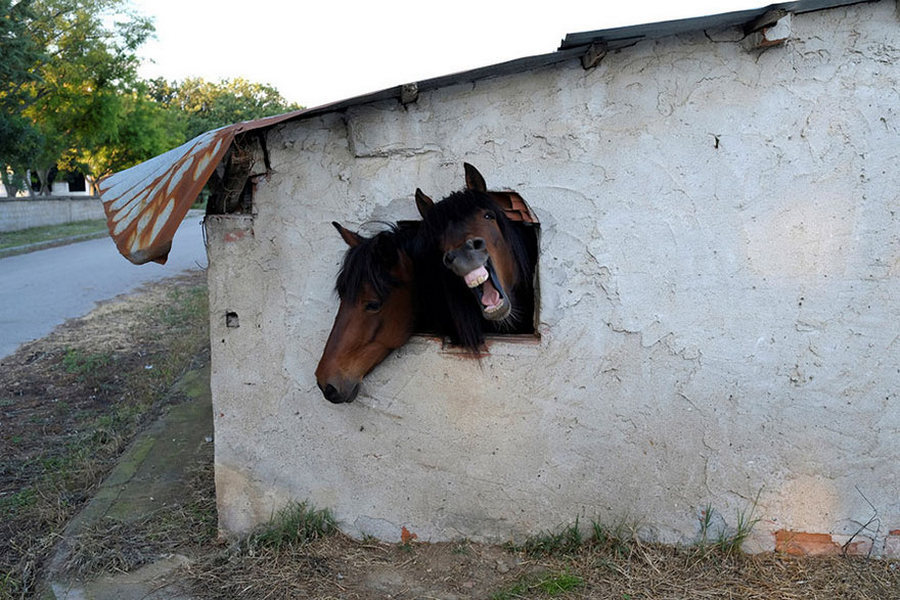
[{"x1": 467, "y1": 273, "x2": 488, "y2": 288}]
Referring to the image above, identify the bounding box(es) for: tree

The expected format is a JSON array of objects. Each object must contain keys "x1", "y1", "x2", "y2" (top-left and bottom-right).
[
  {"x1": 3, "y1": 2, "x2": 303, "y2": 195},
  {"x1": 0, "y1": 0, "x2": 44, "y2": 195},
  {"x1": 149, "y1": 77, "x2": 303, "y2": 141},
  {"x1": 73, "y1": 84, "x2": 185, "y2": 192},
  {"x1": 6, "y1": 0, "x2": 155, "y2": 193},
  {"x1": 0, "y1": 114, "x2": 43, "y2": 197}
]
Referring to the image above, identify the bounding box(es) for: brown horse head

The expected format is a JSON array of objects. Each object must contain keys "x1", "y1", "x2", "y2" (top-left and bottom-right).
[
  {"x1": 315, "y1": 222, "x2": 417, "y2": 403},
  {"x1": 416, "y1": 164, "x2": 524, "y2": 324}
]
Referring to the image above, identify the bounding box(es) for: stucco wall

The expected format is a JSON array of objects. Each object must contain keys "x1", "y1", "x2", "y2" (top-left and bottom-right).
[
  {"x1": 207, "y1": 1, "x2": 900, "y2": 555},
  {"x1": 0, "y1": 196, "x2": 104, "y2": 232}
]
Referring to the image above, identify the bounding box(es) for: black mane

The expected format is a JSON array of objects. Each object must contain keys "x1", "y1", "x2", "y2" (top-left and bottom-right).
[
  {"x1": 416, "y1": 189, "x2": 534, "y2": 352},
  {"x1": 335, "y1": 222, "x2": 419, "y2": 303}
]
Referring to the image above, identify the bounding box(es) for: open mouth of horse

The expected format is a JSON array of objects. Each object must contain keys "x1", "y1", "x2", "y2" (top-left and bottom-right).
[{"x1": 462, "y1": 259, "x2": 511, "y2": 321}]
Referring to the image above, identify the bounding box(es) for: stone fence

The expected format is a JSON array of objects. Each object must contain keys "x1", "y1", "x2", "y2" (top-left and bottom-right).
[{"x1": 0, "y1": 195, "x2": 105, "y2": 232}]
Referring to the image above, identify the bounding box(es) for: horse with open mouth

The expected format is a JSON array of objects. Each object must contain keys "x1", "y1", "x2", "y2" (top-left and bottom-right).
[
  {"x1": 415, "y1": 164, "x2": 534, "y2": 352},
  {"x1": 315, "y1": 221, "x2": 420, "y2": 403}
]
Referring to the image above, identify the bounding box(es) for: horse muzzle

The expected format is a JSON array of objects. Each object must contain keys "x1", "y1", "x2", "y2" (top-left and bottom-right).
[
  {"x1": 318, "y1": 379, "x2": 360, "y2": 404},
  {"x1": 443, "y1": 238, "x2": 512, "y2": 321}
]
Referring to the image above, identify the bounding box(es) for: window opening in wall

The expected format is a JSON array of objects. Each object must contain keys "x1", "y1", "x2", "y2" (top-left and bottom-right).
[
  {"x1": 487, "y1": 190, "x2": 540, "y2": 338},
  {"x1": 403, "y1": 188, "x2": 540, "y2": 345}
]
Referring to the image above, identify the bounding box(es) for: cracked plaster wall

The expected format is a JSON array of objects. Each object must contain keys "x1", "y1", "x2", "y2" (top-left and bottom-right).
[{"x1": 207, "y1": 1, "x2": 900, "y2": 553}]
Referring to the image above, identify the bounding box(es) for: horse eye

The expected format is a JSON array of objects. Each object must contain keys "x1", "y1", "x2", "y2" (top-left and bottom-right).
[
  {"x1": 364, "y1": 300, "x2": 383, "y2": 313},
  {"x1": 484, "y1": 211, "x2": 495, "y2": 221}
]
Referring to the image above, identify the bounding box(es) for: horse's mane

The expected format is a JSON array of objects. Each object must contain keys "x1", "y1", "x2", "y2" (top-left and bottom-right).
[
  {"x1": 416, "y1": 190, "x2": 533, "y2": 351},
  {"x1": 335, "y1": 222, "x2": 419, "y2": 303}
]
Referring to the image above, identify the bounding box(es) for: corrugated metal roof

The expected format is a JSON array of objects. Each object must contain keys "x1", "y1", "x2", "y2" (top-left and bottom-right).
[
  {"x1": 99, "y1": 111, "x2": 304, "y2": 264},
  {"x1": 99, "y1": 0, "x2": 873, "y2": 265}
]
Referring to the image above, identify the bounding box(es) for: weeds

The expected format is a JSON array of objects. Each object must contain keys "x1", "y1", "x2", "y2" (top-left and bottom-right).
[
  {"x1": 514, "y1": 518, "x2": 583, "y2": 557},
  {"x1": 590, "y1": 519, "x2": 637, "y2": 557},
  {"x1": 0, "y1": 272, "x2": 209, "y2": 598},
  {"x1": 491, "y1": 571, "x2": 583, "y2": 599},
  {"x1": 0, "y1": 488, "x2": 37, "y2": 517},
  {"x1": 697, "y1": 492, "x2": 762, "y2": 556},
  {"x1": 61, "y1": 348, "x2": 113, "y2": 385},
  {"x1": 248, "y1": 501, "x2": 337, "y2": 552},
  {"x1": 512, "y1": 516, "x2": 643, "y2": 559}
]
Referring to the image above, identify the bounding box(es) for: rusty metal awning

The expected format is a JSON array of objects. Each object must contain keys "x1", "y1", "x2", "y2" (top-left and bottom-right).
[{"x1": 99, "y1": 110, "x2": 306, "y2": 264}]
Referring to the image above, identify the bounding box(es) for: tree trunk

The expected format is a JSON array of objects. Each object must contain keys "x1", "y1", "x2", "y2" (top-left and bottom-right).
[
  {"x1": 1, "y1": 171, "x2": 16, "y2": 198},
  {"x1": 85, "y1": 174, "x2": 101, "y2": 196},
  {"x1": 1, "y1": 169, "x2": 26, "y2": 197},
  {"x1": 36, "y1": 167, "x2": 53, "y2": 196}
]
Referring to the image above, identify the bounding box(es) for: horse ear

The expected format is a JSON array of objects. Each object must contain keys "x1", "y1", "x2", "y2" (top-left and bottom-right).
[
  {"x1": 464, "y1": 163, "x2": 487, "y2": 192},
  {"x1": 332, "y1": 221, "x2": 364, "y2": 248},
  {"x1": 415, "y1": 188, "x2": 434, "y2": 218}
]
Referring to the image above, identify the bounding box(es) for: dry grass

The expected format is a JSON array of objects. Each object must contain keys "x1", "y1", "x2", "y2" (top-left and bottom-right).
[
  {"x1": 2, "y1": 269, "x2": 899, "y2": 599},
  {"x1": 0, "y1": 271, "x2": 209, "y2": 599},
  {"x1": 61, "y1": 455, "x2": 216, "y2": 581},
  {"x1": 181, "y1": 509, "x2": 900, "y2": 600}
]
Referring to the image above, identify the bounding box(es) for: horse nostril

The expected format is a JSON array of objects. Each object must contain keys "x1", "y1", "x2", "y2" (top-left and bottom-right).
[
  {"x1": 322, "y1": 383, "x2": 341, "y2": 403},
  {"x1": 469, "y1": 238, "x2": 485, "y2": 251},
  {"x1": 443, "y1": 251, "x2": 455, "y2": 267}
]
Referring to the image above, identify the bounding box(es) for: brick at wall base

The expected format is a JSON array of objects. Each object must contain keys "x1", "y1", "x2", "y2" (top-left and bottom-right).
[
  {"x1": 883, "y1": 530, "x2": 900, "y2": 558},
  {"x1": 774, "y1": 530, "x2": 872, "y2": 556}
]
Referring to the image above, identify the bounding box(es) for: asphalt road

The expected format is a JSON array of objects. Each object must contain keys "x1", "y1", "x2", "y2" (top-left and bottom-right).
[{"x1": 0, "y1": 212, "x2": 208, "y2": 360}]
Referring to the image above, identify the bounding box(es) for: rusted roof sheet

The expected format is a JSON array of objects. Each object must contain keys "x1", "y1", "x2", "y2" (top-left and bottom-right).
[{"x1": 99, "y1": 110, "x2": 305, "y2": 264}]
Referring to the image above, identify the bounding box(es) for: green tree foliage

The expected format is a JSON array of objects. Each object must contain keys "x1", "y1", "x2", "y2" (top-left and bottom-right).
[
  {"x1": 19, "y1": 0, "x2": 157, "y2": 193},
  {"x1": 0, "y1": 0, "x2": 44, "y2": 194},
  {"x1": 74, "y1": 84, "x2": 186, "y2": 193},
  {"x1": 2, "y1": 1, "x2": 302, "y2": 195},
  {"x1": 149, "y1": 77, "x2": 303, "y2": 141},
  {"x1": 1, "y1": 0, "x2": 158, "y2": 193}
]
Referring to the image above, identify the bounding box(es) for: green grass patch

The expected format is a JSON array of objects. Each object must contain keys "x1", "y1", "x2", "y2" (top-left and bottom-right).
[
  {"x1": 0, "y1": 488, "x2": 37, "y2": 518},
  {"x1": 62, "y1": 348, "x2": 113, "y2": 382},
  {"x1": 511, "y1": 518, "x2": 583, "y2": 557},
  {"x1": 0, "y1": 218, "x2": 108, "y2": 251},
  {"x1": 249, "y1": 501, "x2": 337, "y2": 551},
  {"x1": 491, "y1": 571, "x2": 583, "y2": 599}
]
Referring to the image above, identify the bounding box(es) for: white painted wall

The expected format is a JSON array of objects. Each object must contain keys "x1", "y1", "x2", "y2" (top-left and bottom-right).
[{"x1": 207, "y1": 1, "x2": 900, "y2": 555}]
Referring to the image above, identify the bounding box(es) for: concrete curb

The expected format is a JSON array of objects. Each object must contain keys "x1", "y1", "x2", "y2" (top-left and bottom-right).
[
  {"x1": 0, "y1": 231, "x2": 110, "y2": 259},
  {"x1": 42, "y1": 365, "x2": 212, "y2": 600}
]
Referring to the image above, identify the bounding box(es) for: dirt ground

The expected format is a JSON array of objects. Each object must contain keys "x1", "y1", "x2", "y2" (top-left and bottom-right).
[
  {"x1": 1, "y1": 272, "x2": 898, "y2": 599},
  {"x1": 0, "y1": 271, "x2": 210, "y2": 598}
]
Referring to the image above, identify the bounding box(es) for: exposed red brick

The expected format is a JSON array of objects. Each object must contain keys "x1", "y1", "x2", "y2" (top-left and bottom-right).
[
  {"x1": 489, "y1": 191, "x2": 538, "y2": 224},
  {"x1": 885, "y1": 530, "x2": 900, "y2": 558},
  {"x1": 774, "y1": 530, "x2": 868, "y2": 556}
]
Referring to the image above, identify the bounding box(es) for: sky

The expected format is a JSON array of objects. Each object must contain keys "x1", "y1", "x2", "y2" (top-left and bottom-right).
[{"x1": 131, "y1": 0, "x2": 768, "y2": 109}]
